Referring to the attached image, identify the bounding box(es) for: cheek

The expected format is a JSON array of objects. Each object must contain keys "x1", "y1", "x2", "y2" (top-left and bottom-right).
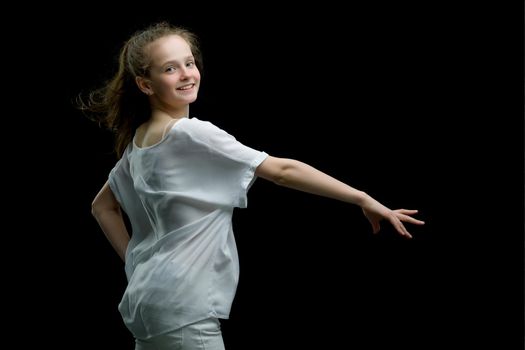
[
  {"x1": 193, "y1": 70, "x2": 201, "y2": 82},
  {"x1": 155, "y1": 77, "x2": 175, "y2": 89}
]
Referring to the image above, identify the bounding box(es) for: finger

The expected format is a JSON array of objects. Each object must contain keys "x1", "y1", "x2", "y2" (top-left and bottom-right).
[
  {"x1": 394, "y1": 209, "x2": 419, "y2": 215},
  {"x1": 396, "y1": 222, "x2": 412, "y2": 239},
  {"x1": 403, "y1": 230, "x2": 413, "y2": 239},
  {"x1": 397, "y1": 214, "x2": 425, "y2": 225},
  {"x1": 372, "y1": 221, "x2": 380, "y2": 234},
  {"x1": 390, "y1": 217, "x2": 412, "y2": 239}
]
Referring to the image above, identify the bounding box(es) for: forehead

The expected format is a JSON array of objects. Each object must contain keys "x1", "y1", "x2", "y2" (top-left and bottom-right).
[{"x1": 147, "y1": 34, "x2": 192, "y2": 65}]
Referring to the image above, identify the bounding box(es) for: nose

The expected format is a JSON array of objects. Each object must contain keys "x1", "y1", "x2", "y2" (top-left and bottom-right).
[{"x1": 179, "y1": 67, "x2": 190, "y2": 80}]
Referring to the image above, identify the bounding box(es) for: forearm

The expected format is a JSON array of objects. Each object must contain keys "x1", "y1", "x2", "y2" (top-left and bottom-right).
[
  {"x1": 275, "y1": 159, "x2": 368, "y2": 206},
  {"x1": 92, "y1": 208, "x2": 130, "y2": 262}
]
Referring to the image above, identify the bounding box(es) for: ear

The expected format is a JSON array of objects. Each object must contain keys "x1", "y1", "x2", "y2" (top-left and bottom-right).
[{"x1": 136, "y1": 76, "x2": 153, "y2": 96}]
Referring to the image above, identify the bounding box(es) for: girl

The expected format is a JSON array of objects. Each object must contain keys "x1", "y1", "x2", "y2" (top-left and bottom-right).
[{"x1": 82, "y1": 21, "x2": 424, "y2": 350}]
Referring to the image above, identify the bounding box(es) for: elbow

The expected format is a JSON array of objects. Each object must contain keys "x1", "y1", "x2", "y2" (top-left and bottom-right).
[
  {"x1": 272, "y1": 160, "x2": 298, "y2": 186},
  {"x1": 91, "y1": 181, "x2": 120, "y2": 219},
  {"x1": 91, "y1": 200, "x2": 102, "y2": 219},
  {"x1": 273, "y1": 170, "x2": 288, "y2": 186},
  {"x1": 256, "y1": 156, "x2": 298, "y2": 186},
  {"x1": 91, "y1": 197, "x2": 114, "y2": 219}
]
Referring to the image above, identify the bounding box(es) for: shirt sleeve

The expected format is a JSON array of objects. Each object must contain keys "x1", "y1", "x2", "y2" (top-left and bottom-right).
[
  {"x1": 108, "y1": 158, "x2": 125, "y2": 205},
  {"x1": 108, "y1": 145, "x2": 135, "y2": 208},
  {"x1": 181, "y1": 118, "x2": 268, "y2": 208}
]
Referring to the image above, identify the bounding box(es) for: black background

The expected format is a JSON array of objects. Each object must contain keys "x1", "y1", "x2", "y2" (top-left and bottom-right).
[{"x1": 7, "y1": 2, "x2": 523, "y2": 349}]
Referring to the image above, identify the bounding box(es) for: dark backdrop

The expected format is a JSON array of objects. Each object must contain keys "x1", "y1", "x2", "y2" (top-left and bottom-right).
[{"x1": 9, "y1": 3, "x2": 523, "y2": 349}]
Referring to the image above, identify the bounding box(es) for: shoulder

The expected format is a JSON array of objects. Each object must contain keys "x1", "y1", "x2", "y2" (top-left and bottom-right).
[
  {"x1": 183, "y1": 117, "x2": 220, "y2": 131},
  {"x1": 110, "y1": 145, "x2": 132, "y2": 177},
  {"x1": 180, "y1": 117, "x2": 231, "y2": 140}
]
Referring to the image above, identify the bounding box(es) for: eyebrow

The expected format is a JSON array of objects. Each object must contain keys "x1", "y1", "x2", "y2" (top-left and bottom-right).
[{"x1": 160, "y1": 56, "x2": 195, "y2": 67}]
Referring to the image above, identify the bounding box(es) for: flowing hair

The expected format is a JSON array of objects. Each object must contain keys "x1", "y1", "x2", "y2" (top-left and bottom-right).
[{"x1": 76, "y1": 22, "x2": 202, "y2": 157}]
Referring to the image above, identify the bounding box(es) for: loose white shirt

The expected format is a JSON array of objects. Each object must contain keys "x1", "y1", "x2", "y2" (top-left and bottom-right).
[{"x1": 108, "y1": 117, "x2": 268, "y2": 339}]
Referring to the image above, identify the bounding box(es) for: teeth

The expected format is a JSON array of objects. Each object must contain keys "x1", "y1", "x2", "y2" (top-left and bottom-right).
[{"x1": 178, "y1": 85, "x2": 193, "y2": 90}]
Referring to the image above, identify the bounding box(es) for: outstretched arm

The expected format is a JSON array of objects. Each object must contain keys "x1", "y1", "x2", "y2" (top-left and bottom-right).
[
  {"x1": 255, "y1": 156, "x2": 424, "y2": 238},
  {"x1": 91, "y1": 181, "x2": 130, "y2": 261}
]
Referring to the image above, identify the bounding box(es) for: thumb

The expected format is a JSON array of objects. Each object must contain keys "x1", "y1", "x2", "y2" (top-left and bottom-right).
[{"x1": 371, "y1": 221, "x2": 380, "y2": 234}]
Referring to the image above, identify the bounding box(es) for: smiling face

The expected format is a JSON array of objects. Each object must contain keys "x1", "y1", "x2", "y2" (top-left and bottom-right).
[{"x1": 138, "y1": 34, "x2": 201, "y2": 116}]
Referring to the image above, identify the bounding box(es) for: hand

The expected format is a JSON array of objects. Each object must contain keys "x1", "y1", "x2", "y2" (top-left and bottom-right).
[{"x1": 361, "y1": 197, "x2": 425, "y2": 239}]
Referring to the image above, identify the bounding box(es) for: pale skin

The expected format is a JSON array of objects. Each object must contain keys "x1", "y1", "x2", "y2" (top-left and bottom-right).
[{"x1": 91, "y1": 34, "x2": 425, "y2": 261}]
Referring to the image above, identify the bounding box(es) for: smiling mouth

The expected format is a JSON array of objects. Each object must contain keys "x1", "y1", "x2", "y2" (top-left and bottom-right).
[{"x1": 177, "y1": 84, "x2": 195, "y2": 91}]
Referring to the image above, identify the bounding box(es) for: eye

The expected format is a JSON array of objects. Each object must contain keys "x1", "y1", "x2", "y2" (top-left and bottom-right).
[
  {"x1": 186, "y1": 61, "x2": 194, "y2": 68},
  {"x1": 165, "y1": 66, "x2": 176, "y2": 73}
]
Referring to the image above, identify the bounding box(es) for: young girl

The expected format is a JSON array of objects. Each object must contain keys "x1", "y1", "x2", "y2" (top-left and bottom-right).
[{"x1": 81, "y1": 21, "x2": 424, "y2": 350}]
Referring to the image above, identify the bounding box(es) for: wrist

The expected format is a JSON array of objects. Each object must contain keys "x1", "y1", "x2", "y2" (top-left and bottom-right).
[{"x1": 354, "y1": 190, "x2": 369, "y2": 207}]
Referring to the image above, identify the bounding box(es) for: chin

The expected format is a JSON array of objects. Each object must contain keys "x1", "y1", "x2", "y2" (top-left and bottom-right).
[{"x1": 186, "y1": 94, "x2": 198, "y2": 103}]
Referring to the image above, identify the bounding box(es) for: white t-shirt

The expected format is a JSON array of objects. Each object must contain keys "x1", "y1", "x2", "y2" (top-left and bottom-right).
[{"x1": 108, "y1": 117, "x2": 268, "y2": 339}]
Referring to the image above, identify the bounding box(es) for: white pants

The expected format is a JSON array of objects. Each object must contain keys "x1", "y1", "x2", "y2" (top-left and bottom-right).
[{"x1": 135, "y1": 318, "x2": 225, "y2": 350}]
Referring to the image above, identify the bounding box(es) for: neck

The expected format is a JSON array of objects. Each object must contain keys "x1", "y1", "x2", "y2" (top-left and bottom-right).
[{"x1": 151, "y1": 105, "x2": 189, "y2": 121}]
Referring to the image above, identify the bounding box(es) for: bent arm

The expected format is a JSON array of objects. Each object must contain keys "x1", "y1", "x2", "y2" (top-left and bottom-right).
[
  {"x1": 255, "y1": 156, "x2": 424, "y2": 238},
  {"x1": 91, "y1": 181, "x2": 130, "y2": 261}
]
